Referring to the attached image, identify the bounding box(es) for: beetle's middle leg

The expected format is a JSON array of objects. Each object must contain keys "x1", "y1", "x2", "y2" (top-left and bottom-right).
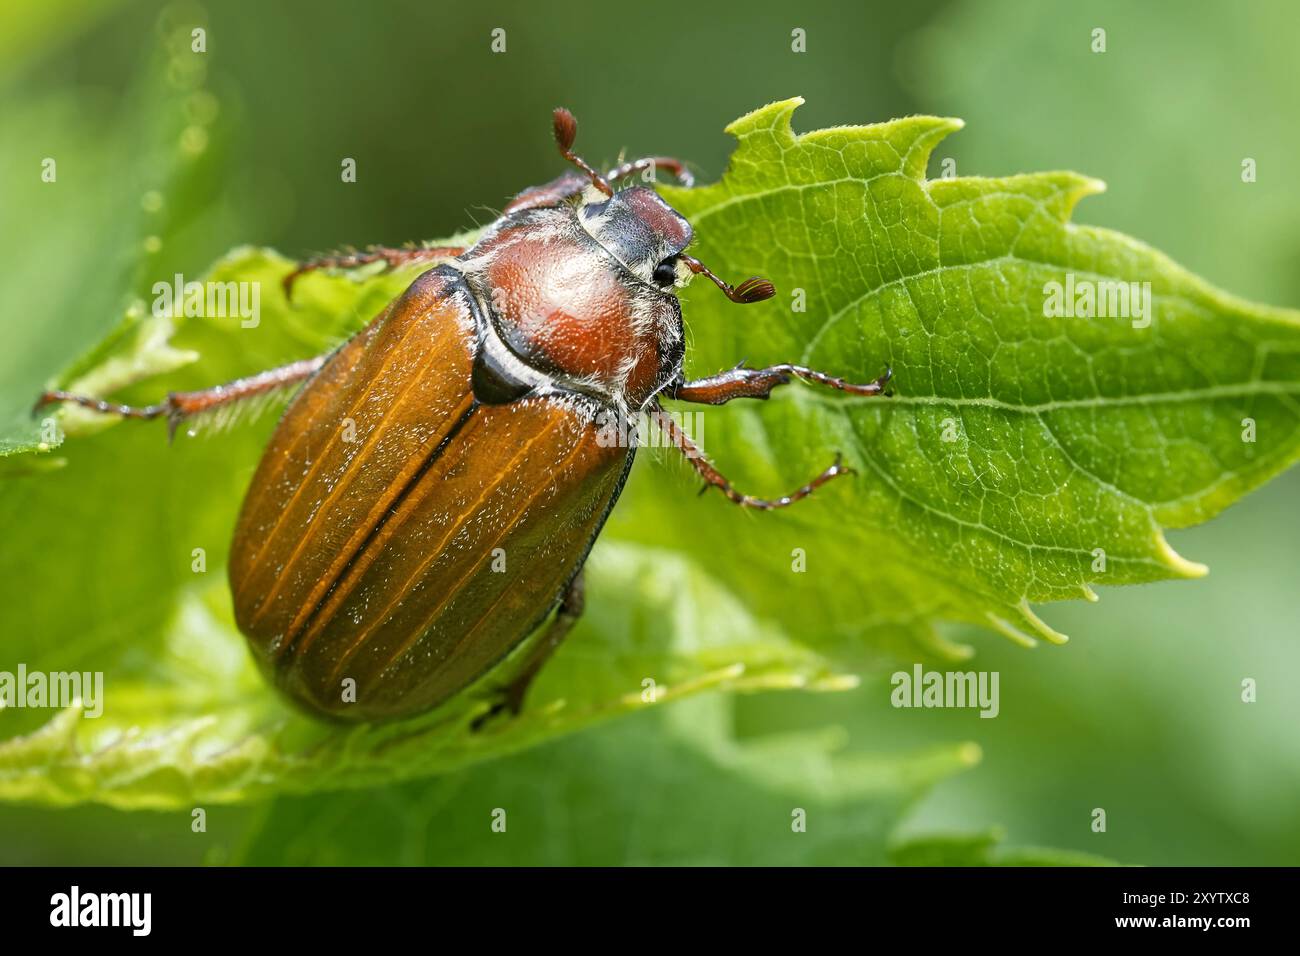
[
  {"x1": 654, "y1": 365, "x2": 890, "y2": 507},
  {"x1": 34, "y1": 355, "x2": 326, "y2": 440},
  {"x1": 283, "y1": 245, "x2": 465, "y2": 301},
  {"x1": 667, "y1": 363, "x2": 892, "y2": 405},
  {"x1": 472, "y1": 571, "x2": 585, "y2": 730},
  {"x1": 648, "y1": 400, "x2": 855, "y2": 510}
]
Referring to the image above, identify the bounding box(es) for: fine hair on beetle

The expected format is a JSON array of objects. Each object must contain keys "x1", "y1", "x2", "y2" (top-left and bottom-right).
[{"x1": 36, "y1": 107, "x2": 892, "y2": 726}]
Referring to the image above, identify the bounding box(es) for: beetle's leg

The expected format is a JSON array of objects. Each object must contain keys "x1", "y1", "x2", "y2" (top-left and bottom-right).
[
  {"x1": 502, "y1": 172, "x2": 590, "y2": 213},
  {"x1": 472, "y1": 572, "x2": 585, "y2": 730},
  {"x1": 667, "y1": 363, "x2": 892, "y2": 405},
  {"x1": 282, "y1": 245, "x2": 465, "y2": 301},
  {"x1": 603, "y1": 156, "x2": 695, "y2": 188},
  {"x1": 502, "y1": 155, "x2": 695, "y2": 216},
  {"x1": 648, "y1": 401, "x2": 853, "y2": 510},
  {"x1": 34, "y1": 355, "x2": 326, "y2": 440}
]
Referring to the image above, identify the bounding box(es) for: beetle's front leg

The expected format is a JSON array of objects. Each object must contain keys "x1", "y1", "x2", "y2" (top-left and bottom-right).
[
  {"x1": 472, "y1": 571, "x2": 586, "y2": 731},
  {"x1": 667, "y1": 363, "x2": 892, "y2": 405},
  {"x1": 34, "y1": 355, "x2": 326, "y2": 440},
  {"x1": 649, "y1": 400, "x2": 854, "y2": 510},
  {"x1": 282, "y1": 245, "x2": 466, "y2": 301}
]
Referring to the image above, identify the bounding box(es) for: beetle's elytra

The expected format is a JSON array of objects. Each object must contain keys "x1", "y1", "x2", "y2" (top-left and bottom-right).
[{"x1": 39, "y1": 109, "x2": 891, "y2": 724}]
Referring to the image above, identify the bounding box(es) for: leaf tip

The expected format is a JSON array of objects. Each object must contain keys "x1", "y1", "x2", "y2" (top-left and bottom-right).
[
  {"x1": 1156, "y1": 534, "x2": 1209, "y2": 579},
  {"x1": 723, "y1": 96, "x2": 805, "y2": 141},
  {"x1": 1057, "y1": 173, "x2": 1108, "y2": 219},
  {"x1": 986, "y1": 601, "x2": 1070, "y2": 648},
  {"x1": 904, "y1": 115, "x2": 965, "y2": 178},
  {"x1": 1017, "y1": 599, "x2": 1069, "y2": 645},
  {"x1": 984, "y1": 612, "x2": 1038, "y2": 648}
]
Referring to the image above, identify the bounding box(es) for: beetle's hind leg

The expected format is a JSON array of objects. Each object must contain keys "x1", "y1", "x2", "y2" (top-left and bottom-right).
[
  {"x1": 282, "y1": 244, "x2": 465, "y2": 301},
  {"x1": 34, "y1": 355, "x2": 326, "y2": 440},
  {"x1": 649, "y1": 401, "x2": 855, "y2": 511},
  {"x1": 472, "y1": 572, "x2": 585, "y2": 731}
]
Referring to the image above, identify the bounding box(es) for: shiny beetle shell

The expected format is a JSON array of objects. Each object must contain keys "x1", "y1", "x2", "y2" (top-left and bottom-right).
[{"x1": 228, "y1": 184, "x2": 693, "y2": 722}]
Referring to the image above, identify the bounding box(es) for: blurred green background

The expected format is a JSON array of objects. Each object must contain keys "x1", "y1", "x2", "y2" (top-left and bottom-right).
[{"x1": 1, "y1": 0, "x2": 1297, "y2": 864}]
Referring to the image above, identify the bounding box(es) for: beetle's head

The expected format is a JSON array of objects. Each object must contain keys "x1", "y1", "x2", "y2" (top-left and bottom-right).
[
  {"x1": 553, "y1": 108, "x2": 775, "y2": 304},
  {"x1": 577, "y1": 186, "x2": 693, "y2": 291}
]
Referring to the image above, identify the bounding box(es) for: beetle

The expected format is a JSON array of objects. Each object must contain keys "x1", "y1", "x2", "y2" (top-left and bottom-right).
[{"x1": 37, "y1": 108, "x2": 891, "y2": 725}]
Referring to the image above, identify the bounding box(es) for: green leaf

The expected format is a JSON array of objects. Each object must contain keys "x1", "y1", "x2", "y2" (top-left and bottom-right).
[
  {"x1": 890, "y1": 828, "x2": 1119, "y2": 867},
  {"x1": 642, "y1": 97, "x2": 1300, "y2": 652},
  {"x1": 3, "y1": 98, "x2": 1299, "y2": 808},
  {"x1": 232, "y1": 698, "x2": 985, "y2": 866}
]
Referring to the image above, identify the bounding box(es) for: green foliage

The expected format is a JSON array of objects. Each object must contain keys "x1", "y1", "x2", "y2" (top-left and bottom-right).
[
  {"x1": 234, "y1": 698, "x2": 982, "y2": 866},
  {"x1": 645, "y1": 98, "x2": 1300, "y2": 656},
  {"x1": 0, "y1": 96, "x2": 1296, "y2": 861}
]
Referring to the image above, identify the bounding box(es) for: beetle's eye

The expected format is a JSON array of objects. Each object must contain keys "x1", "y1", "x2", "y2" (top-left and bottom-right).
[{"x1": 652, "y1": 258, "x2": 677, "y2": 288}]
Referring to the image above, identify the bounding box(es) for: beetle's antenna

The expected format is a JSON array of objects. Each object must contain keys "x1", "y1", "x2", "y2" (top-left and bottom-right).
[
  {"x1": 553, "y1": 108, "x2": 614, "y2": 197},
  {"x1": 679, "y1": 253, "x2": 776, "y2": 304}
]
